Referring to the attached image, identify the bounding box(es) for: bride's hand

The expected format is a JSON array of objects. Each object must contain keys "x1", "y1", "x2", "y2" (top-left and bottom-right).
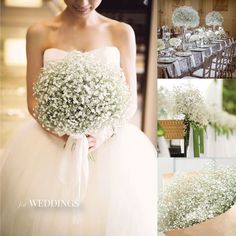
[{"x1": 86, "y1": 135, "x2": 97, "y2": 152}]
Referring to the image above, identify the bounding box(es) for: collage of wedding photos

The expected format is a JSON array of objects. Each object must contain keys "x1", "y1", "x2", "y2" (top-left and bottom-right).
[{"x1": 0, "y1": 0, "x2": 235, "y2": 236}]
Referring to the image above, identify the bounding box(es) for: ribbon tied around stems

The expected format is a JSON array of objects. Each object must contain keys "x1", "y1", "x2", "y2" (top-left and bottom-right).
[{"x1": 58, "y1": 134, "x2": 89, "y2": 206}]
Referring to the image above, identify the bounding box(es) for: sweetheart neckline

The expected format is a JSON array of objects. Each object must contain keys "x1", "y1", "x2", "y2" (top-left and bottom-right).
[{"x1": 43, "y1": 46, "x2": 120, "y2": 56}]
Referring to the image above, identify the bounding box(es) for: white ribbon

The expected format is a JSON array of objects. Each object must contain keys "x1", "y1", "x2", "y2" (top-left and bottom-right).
[
  {"x1": 209, "y1": 47, "x2": 213, "y2": 55},
  {"x1": 219, "y1": 44, "x2": 223, "y2": 50},
  {"x1": 58, "y1": 134, "x2": 89, "y2": 205}
]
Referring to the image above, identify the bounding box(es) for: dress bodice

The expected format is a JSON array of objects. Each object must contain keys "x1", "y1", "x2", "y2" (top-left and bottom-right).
[{"x1": 43, "y1": 46, "x2": 121, "y2": 70}]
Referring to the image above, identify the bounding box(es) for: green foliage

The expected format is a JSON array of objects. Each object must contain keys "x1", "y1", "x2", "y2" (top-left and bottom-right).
[{"x1": 223, "y1": 80, "x2": 236, "y2": 115}]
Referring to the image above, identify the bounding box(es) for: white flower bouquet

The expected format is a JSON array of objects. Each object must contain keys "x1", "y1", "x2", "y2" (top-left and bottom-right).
[
  {"x1": 172, "y1": 86, "x2": 209, "y2": 128},
  {"x1": 206, "y1": 30, "x2": 216, "y2": 40},
  {"x1": 157, "y1": 39, "x2": 165, "y2": 51},
  {"x1": 215, "y1": 27, "x2": 226, "y2": 39},
  {"x1": 172, "y1": 86, "x2": 208, "y2": 157},
  {"x1": 172, "y1": 6, "x2": 200, "y2": 29},
  {"x1": 158, "y1": 165, "x2": 236, "y2": 233},
  {"x1": 206, "y1": 11, "x2": 224, "y2": 27},
  {"x1": 33, "y1": 51, "x2": 131, "y2": 137},
  {"x1": 169, "y1": 38, "x2": 182, "y2": 48},
  {"x1": 189, "y1": 34, "x2": 200, "y2": 42}
]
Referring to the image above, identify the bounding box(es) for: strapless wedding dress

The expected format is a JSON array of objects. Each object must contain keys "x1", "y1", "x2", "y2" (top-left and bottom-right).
[{"x1": 0, "y1": 46, "x2": 157, "y2": 236}]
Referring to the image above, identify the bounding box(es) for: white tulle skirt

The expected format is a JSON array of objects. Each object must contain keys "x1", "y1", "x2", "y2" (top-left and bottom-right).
[{"x1": 0, "y1": 120, "x2": 157, "y2": 236}]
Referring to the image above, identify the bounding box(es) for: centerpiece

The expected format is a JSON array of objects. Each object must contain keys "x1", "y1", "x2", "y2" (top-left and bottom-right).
[
  {"x1": 206, "y1": 11, "x2": 224, "y2": 31},
  {"x1": 172, "y1": 6, "x2": 200, "y2": 50}
]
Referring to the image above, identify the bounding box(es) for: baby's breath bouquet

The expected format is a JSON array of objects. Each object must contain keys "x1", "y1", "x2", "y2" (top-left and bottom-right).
[
  {"x1": 33, "y1": 52, "x2": 131, "y2": 202},
  {"x1": 158, "y1": 165, "x2": 236, "y2": 232},
  {"x1": 172, "y1": 6, "x2": 200, "y2": 29},
  {"x1": 206, "y1": 11, "x2": 224, "y2": 29},
  {"x1": 169, "y1": 38, "x2": 182, "y2": 49},
  {"x1": 33, "y1": 51, "x2": 131, "y2": 137},
  {"x1": 189, "y1": 34, "x2": 200, "y2": 42},
  {"x1": 172, "y1": 86, "x2": 208, "y2": 157}
]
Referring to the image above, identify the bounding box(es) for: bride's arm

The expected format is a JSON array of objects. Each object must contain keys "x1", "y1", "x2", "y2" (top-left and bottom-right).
[
  {"x1": 91, "y1": 23, "x2": 138, "y2": 151},
  {"x1": 115, "y1": 22, "x2": 138, "y2": 120},
  {"x1": 26, "y1": 23, "x2": 68, "y2": 142}
]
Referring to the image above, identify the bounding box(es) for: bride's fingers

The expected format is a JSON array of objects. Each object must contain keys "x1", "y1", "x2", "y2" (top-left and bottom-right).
[
  {"x1": 87, "y1": 136, "x2": 96, "y2": 143},
  {"x1": 86, "y1": 135, "x2": 96, "y2": 149},
  {"x1": 89, "y1": 140, "x2": 96, "y2": 149},
  {"x1": 89, "y1": 146, "x2": 96, "y2": 152}
]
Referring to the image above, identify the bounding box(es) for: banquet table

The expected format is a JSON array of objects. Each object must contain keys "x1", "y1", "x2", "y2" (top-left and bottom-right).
[{"x1": 157, "y1": 38, "x2": 232, "y2": 78}]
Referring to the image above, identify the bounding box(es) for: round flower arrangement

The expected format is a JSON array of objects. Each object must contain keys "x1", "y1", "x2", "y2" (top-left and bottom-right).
[
  {"x1": 215, "y1": 27, "x2": 226, "y2": 38},
  {"x1": 157, "y1": 39, "x2": 165, "y2": 51},
  {"x1": 169, "y1": 38, "x2": 182, "y2": 48},
  {"x1": 189, "y1": 34, "x2": 200, "y2": 42},
  {"x1": 206, "y1": 30, "x2": 216, "y2": 40},
  {"x1": 172, "y1": 6, "x2": 200, "y2": 29},
  {"x1": 206, "y1": 11, "x2": 224, "y2": 27},
  {"x1": 33, "y1": 52, "x2": 130, "y2": 136}
]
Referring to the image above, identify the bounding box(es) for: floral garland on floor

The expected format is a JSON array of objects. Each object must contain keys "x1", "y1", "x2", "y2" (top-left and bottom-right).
[
  {"x1": 172, "y1": 6, "x2": 200, "y2": 29},
  {"x1": 158, "y1": 164, "x2": 236, "y2": 232}
]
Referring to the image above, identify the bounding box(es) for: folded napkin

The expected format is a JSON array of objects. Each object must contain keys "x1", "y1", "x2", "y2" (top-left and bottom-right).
[
  {"x1": 209, "y1": 47, "x2": 213, "y2": 55},
  {"x1": 173, "y1": 61, "x2": 181, "y2": 77},
  {"x1": 190, "y1": 55, "x2": 196, "y2": 67},
  {"x1": 201, "y1": 51, "x2": 206, "y2": 61}
]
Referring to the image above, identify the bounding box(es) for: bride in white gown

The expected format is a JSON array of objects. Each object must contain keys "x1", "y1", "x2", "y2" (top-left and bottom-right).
[{"x1": 0, "y1": 1, "x2": 157, "y2": 235}]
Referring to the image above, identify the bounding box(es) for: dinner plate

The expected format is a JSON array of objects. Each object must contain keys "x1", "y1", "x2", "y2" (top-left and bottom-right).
[
  {"x1": 175, "y1": 51, "x2": 192, "y2": 57},
  {"x1": 157, "y1": 57, "x2": 176, "y2": 63},
  {"x1": 199, "y1": 45, "x2": 211, "y2": 48},
  {"x1": 190, "y1": 48, "x2": 207, "y2": 52}
]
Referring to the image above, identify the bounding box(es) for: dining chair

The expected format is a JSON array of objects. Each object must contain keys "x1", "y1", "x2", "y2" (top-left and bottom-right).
[
  {"x1": 211, "y1": 50, "x2": 224, "y2": 78},
  {"x1": 231, "y1": 42, "x2": 236, "y2": 73},
  {"x1": 220, "y1": 43, "x2": 235, "y2": 78},
  {"x1": 185, "y1": 54, "x2": 216, "y2": 78}
]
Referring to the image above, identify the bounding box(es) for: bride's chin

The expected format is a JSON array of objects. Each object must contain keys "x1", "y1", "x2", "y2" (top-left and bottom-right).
[{"x1": 70, "y1": 6, "x2": 93, "y2": 17}]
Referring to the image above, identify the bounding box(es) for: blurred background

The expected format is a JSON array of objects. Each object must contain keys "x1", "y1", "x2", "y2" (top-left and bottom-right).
[{"x1": 0, "y1": 0, "x2": 157, "y2": 149}]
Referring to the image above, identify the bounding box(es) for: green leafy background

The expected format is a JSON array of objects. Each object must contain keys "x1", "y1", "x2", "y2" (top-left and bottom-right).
[{"x1": 223, "y1": 80, "x2": 236, "y2": 115}]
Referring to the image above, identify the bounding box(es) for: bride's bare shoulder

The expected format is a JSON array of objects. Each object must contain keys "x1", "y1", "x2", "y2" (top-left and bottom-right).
[
  {"x1": 26, "y1": 19, "x2": 59, "y2": 46},
  {"x1": 103, "y1": 17, "x2": 134, "y2": 37},
  {"x1": 101, "y1": 16, "x2": 135, "y2": 46}
]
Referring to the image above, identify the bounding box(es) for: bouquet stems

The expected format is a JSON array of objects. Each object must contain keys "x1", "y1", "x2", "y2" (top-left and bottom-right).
[
  {"x1": 199, "y1": 128, "x2": 204, "y2": 154},
  {"x1": 193, "y1": 126, "x2": 205, "y2": 157},
  {"x1": 193, "y1": 127, "x2": 200, "y2": 157}
]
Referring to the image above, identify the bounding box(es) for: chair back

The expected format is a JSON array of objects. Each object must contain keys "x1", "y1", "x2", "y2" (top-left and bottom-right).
[{"x1": 202, "y1": 54, "x2": 215, "y2": 78}]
